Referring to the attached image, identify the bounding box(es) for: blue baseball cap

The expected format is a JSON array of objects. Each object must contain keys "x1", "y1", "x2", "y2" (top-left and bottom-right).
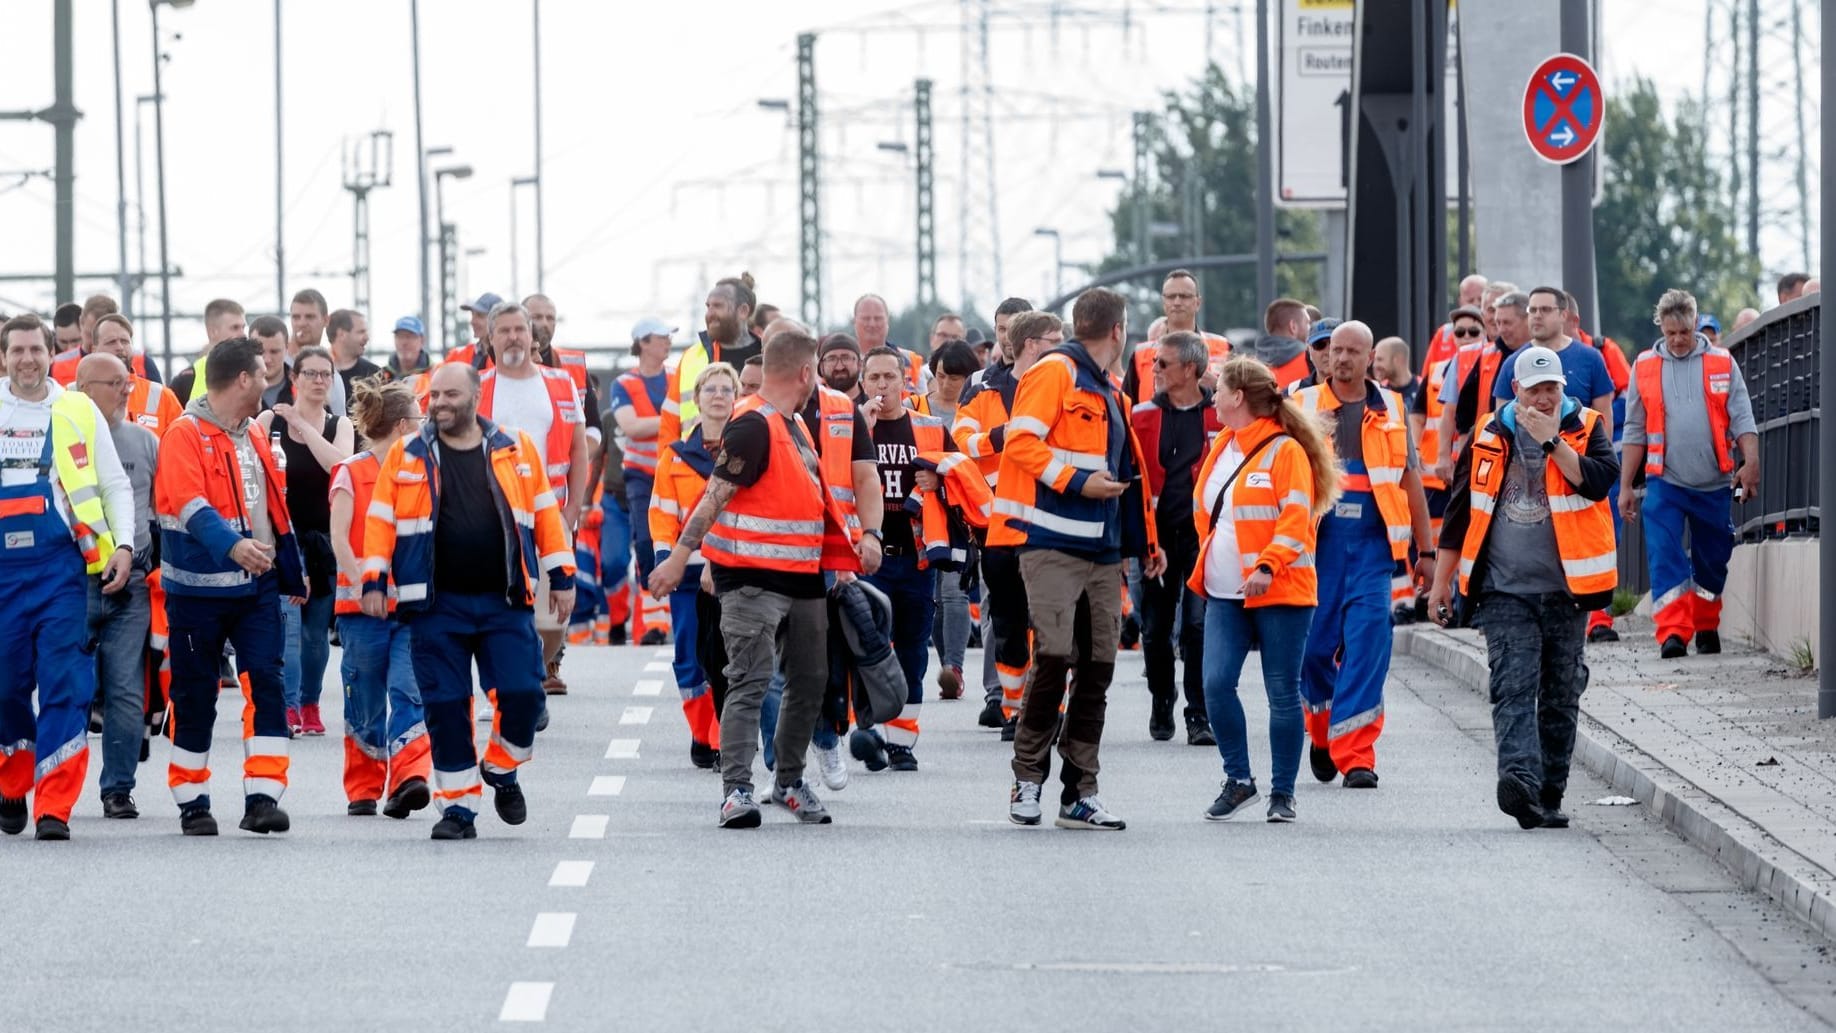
[
  {"x1": 1698, "y1": 313, "x2": 1721, "y2": 334},
  {"x1": 460, "y1": 292, "x2": 504, "y2": 314},
  {"x1": 1307, "y1": 317, "x2": 1342, "y2": 346},
  {"x1": 392, "y1": 315, "x2": 426, "y2": 336}
]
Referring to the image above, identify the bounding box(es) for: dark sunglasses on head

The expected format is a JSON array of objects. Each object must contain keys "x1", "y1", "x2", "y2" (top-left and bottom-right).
[{"x1": 1452, "y1": 325, "x2": 1483, "y2": 338}]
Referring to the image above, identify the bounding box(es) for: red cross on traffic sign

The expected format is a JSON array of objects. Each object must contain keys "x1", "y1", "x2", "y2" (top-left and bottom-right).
[{"x1": 1521, "y1": 53, "x2": 1604, "y2": 165}]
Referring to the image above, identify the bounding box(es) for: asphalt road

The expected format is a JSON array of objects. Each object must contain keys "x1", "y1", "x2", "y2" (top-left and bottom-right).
[{"x1": 4, "y1": 640, "x2": 1833, "y2": 1032}]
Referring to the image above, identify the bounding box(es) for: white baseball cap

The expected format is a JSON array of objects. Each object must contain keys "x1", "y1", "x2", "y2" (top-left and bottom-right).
[{"x1": 1513, "y1": 345, "x2": 1566, "y2": 388}]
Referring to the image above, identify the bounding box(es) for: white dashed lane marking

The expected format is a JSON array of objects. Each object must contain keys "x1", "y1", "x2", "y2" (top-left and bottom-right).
[
  {"x1": 643, "y1": 661, "x2": 671, "y2": 672},
  {"x1": 549, "y1": 861, "x2": 594, "y2": 888},
  {"x1": 499, "y1": 982, "x2": 553, "y2": 1022},
  {"x1": 568, "y1": 815, "x2": 609, "y2": 839},
  {"x1": 527, "y1": 913, "x2": 577, "y2": 948},
  {"x1": 632, "y1": 680, "x2": 664, "y2": 697},
  {"x1": 605, "y1": 738, "x2": 641, "y2": 759},
  {"x1": 619, "y1": 706, "x2": 654, "y2": 725},
  {"x1": 588, "y1": 775, "x2": 627, "y2": 797}
]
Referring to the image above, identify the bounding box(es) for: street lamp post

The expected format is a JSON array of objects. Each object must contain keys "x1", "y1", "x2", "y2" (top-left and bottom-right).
[
  {"x1": 1034, "y1": 227, "x2": 1064, "y2": 300},
  {"x1": 148, "y1": 0, "x2": 193, "y2": 368},
  {"x1": 510, "y1": 175, "x2": 537, "y2": 298},
  {"x1": 134, "y1": 94, "x2": 156, "y2": 317}
]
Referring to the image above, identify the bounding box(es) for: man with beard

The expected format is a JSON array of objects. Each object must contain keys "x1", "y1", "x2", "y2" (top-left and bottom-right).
[
  {"x1": 817, "y1": 333, "x2": 865, "y2": 402},
  {"x1": 674, "y1": 276, "x2": 762, "y2": 435}
]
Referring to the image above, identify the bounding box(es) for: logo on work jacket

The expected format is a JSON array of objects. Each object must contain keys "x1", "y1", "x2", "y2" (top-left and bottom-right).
[
  {"x1": 68, "y1": 441, "x2": 88, "y2": 469},
  {"x1": 5, "y1": 531, "x2": 35, "y2": 549}
]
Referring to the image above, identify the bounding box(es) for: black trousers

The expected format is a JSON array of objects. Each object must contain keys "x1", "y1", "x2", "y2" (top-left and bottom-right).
[{"x1": 1138, "y1": 518, "x2": 1206, "y2": 719}]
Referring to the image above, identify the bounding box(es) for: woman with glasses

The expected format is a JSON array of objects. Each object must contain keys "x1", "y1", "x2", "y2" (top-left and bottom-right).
[
  {"x1": 327, "y1": 379, "x2": 430, "y2": 818},
  {"x1": 1191, "y1": 357, "x2": 1340, "y2": 823},
  {"x1": 257, "y1": 346, "x2": 352, "y2": 735},
  {"x1": 1414, "y1": 306, "x2": 1486, "y2": 547}
]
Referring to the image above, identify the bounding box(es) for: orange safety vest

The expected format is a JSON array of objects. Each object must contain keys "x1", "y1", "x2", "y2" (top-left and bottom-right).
[
  {"x1": 1292, "y1": 382, "x2": 1414, "y2": 559},
  {"x1": 1417, "y1": 356, "x2": 1454, "y2": 490},
  {"x1": 699, "y1": 395, "x2": 859, "y2": 575},
  {"x1": 952, "y1": 363, "x2": 1015, "y2": 489},
  {"x1": 331, "y1": 451, "x2": 389, "y2": 616},
  {"x1": 127, "y1": 376, "x2": 184, "y2": 438},
  {"x1": 1635, "y1": 345, "x2": 1737, "y2": 478},
  {"x1": 1129, "y1": 332, "x2": 1231, "y2": 406},
  {"x1": 51, "y1": 349, "x2": 152, "y2": 386},
  {"x1": 812, "y1": 386, "x2": 864, "y2": 542},
  {"x1": 1458, "y1": 406, "x2": 1617, "y2": 599},
  {"x1": 912, "y1": 450, "x2": 994, "y2": 569},
  {"x1": 478, "y1": 366, "x2": 582, "y2": 504},
  {"x1": 1269, "y1": 351, "x2": 1310, "y2": 392},
  {"x1": 649, "y1": 431, "x2": 715, "y2": 566},
  {"x1": 615, "y1": 368, "x2": 674, "y2": 479},
  {"x1": 1184, "y1": 416, "x2": 1319, "y2": 607}
]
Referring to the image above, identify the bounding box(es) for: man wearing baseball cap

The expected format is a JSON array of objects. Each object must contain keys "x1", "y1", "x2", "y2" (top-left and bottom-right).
[
  {"x1": 1696, "y1": 313, "x2": 1721, "y2": 347},
  {"x1": 1283, "y1": 317, "x2": 1340, "y2": 395},
  {"x1": 445, "y1": 293, "x2": 504, "y2": 366},
  {"x1": 387, "y1": 316, "x2": 430, "y2": 379},
  {"x1": 1429, "y1": 344, "x2": 1619, "y2": 831}
]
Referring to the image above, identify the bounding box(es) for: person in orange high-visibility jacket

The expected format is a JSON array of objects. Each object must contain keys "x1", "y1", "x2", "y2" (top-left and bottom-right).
[
  {"x1": 154, "y1": 337, "x2": 304, "y2": 837},
  {"x1": 1619, "y1": 290, "x2": 1759, "y2": 659},
  {"x1": 991, "y1": 289, "x2": 1162, "y2": 831},
  {"x1": 328, "y1": 379, "x2": 432, "y2": 820},
  {"x1": 1188, "y1": 356, "x2": 1340, "y2": 819},
  {"x1": 1429, "y1": 344, "x2": 1619, "y2": 829},
  {"x1": 1290, "y1": 321, "x2": 1435, "y2": 791},
  {"x1": 908, "y1": 450, "x2": 993, "y2": 567},
  {"x1": 363, "y1": 362, "x2": 576, "y2": 840}
]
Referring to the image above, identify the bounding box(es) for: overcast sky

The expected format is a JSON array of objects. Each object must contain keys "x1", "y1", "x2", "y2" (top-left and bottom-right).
[{"x1": 0, "y1": 0, "x2": 1816, "y2": 362}]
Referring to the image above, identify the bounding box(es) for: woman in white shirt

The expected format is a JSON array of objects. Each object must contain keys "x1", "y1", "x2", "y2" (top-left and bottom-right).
[{"x1": 1189, "y1": 357, "x2": 1339, "y2": 824}]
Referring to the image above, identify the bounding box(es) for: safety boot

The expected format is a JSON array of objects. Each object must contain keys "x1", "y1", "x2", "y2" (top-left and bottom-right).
[
  {"x1": 0, "y1": 796, "x2": 26, "y2": 835},
  {"x1": 239, "y1": 795, "x2": 291, "y2": 834}
]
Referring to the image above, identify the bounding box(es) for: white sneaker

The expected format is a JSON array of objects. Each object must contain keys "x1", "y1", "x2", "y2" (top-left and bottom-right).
[
  {"x1": 1009, "y1": 780, "x2": 1043, "y2": 826},
  {"x1": 815, "y1": 744, "x2": 849, "y2": 791}
]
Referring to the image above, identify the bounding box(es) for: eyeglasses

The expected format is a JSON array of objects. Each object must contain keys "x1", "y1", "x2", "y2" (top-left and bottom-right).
[
  {"x1": 297, "y1": 369, "x2": 334, "y2": 381},
  {"x1": 700, "y1": 385, "x2": 736, "y2": 397},
  {"x1": 1161, "y1": 292, "x2": 1197, "y2": 302},
  {"x1": 1152, "y1": 358, "x2": 1193, "y2": 370},
  {"x1": 1309, "y1": 340, "x2": 1330, "y2": 350},
  {"x1": 1526, "y1": 305, "x2": 1559, "y2": 316},
  {"x1": 82, "y1": 378, "x2": 128, "y2": 390},
  {"x1": 1452, "y1": 326, "x2": 1483, "y2": 338}
]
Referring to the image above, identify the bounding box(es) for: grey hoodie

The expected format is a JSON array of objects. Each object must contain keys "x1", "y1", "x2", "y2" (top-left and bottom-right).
[
  {"x1": 1621, "y1": 332, "x2": 1758, "y2": 491},
  {"x1": 1249, "y1": 333, "x2": 1307, "y2": 370},
  {"x1": 185, "y1": 394, "x2": 275, "y2": 547}
]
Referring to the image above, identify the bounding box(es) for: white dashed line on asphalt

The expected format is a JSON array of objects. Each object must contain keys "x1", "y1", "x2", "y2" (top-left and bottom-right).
[
  {"x1": 588, "y1": 775, "x2": 627, "y2": 797},
  {"x1": 527, "y1": 913, "x2": 577, "y2": 948},
  {"x1": 498, "y1": 982, "x2": 553, "y2": 1022},
  {"x1": 651, "y1": 648, "x2": 673, "y2": 659},
  {"x1": 643, "y1": 661, "x2": 670, "y2": 672},
  {"x1": 549, "y1": 861, "x2": 594, "y2": 888},
  {"x1": 619, "y1": 706, "x2": 654, "y2": 725},
  {"x1": 632, "y1": 680, "x2": 664, "y2": 696},
  {"x1": 568, "y1": 815, "x2": 609, "y2": 839},
  {"x1": 605, "y1": 738, "x2": 641, "y2": 759}
]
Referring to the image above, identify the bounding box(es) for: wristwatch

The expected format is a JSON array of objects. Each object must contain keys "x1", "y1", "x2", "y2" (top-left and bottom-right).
[
  {"x1": 1540, "y1": 438, "x2": 1559, "y2": 456},
  {"x1": 863, "y1": 528, "x2": 885, "y2": 543},
  {"x1": 1255, "y1": 563, "x2": 1273, "y2": 577}
]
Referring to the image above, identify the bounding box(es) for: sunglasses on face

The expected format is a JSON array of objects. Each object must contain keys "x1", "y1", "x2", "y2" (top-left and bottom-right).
[{"x1": 1452, "y1": 325, "x2": 1483, "y2": 338}]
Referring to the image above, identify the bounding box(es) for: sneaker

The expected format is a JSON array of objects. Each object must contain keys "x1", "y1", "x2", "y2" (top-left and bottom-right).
[
  {"x1": 640, "y1": 628, "x2": 668, "y2": 646},
  {"x1": 690, "y1": 739, "x2": 719, "y2": 770},
  {"x1": 493, "y1": 782, "x2": 528, "y2": 825},
  {"x1": 1496, "y1": 776, "x2": 1546, "y2": 830},
  {"x1": 1148, "y1": 698, "x2": 1175, "y2": 741},
  {"x1": 977, "y1": 700, "x2": 1004, "y2": 728},
  {"x1": 1309, "y1": 744, "x2": 1338, "y2": 783},
  {"x1": 1266, "y1": 794, "x2": 1297, "y2": 823},
  {"x1": 769, "y1": 779, "x2": 833, "y2": 824},
  {"x1": 431, "y1": 810, "x2": 477, "y2": 840},
  {"x1": 719, "y1": 787, "x2": 762, "y2": 829},
  {"x1": 1587, "y1": 624, "x2": 1621, "y2": 643},
  {"x1": 1204, "y1": 779, "x2": 1260, "y2": 821},
  {"x1": 1342, "y1": 767, "x2": 1379, "y2": 789},
  {"x1": 1008, "y1": 780, "x2": 1043, "y2": 825},
  {"x1": 886, "y1": 744, "x2": 919, "y2": 772},
  {"x1": 1660, "y1": 635, "x2": 1688, "y2": 659},
  {"x1": 1186, "y1": 714, "x2": 1216, "y2": 747},
  {"x1": 300, "y1": 704, "x2": 325, "y2": 737},
  {"x1": 347, "y1": 799, "x2": 378, "y2": 816},
  {"x1": 815, "y1": 744, "x2": 849, "y2": 791},
  {"x1": 1000, "y1": 714, "x2": 1018, "y2": 742},
  {"x1": 1, "y1": 797, "x2": 27, "y2": 835},
  {"x1": 285, "y1": 706, "x2": 303, "y2": 736},
  {"x1": 848, "y1": 728, "x2": 888, "y2": 772},
  {"x1": 1055, "y1": 795, "x2": 1126, "y2": 831},
  {"x1": 102, "y1": 792, "x2": 139, "y2": 820},
  {"x1": 239, "y1": 795, "x2": 291, "y2": 834},
  {"x1": 938, "y1": 666, "x2": 964, "y2": 700},
  {"x1": 1696, "y1": 629, "x2": 1722, "y2": 655},
  {"x1": 35, "y1": 816, "x2": 70, "y2": 840},
  {"x1": 383, "y1": 777, "x2": 431, "y2": 819},
  {"x1": 180, "y1": 806, "x2": 219, "y2": 837}
]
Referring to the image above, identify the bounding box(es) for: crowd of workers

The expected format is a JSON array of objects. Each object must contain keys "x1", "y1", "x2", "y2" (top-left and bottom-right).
[{"x1": 0, "y1": 262, "x2": 1771, "y2": 838}]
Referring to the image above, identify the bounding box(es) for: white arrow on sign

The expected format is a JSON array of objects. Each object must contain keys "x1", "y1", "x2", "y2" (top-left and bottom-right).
[
  {"x1": 1550, "y1": 71, "x2": 1576, "y2": 91},
  {"x1": 1549, "y1": 124, "x2": 1576, "y2": 147}
]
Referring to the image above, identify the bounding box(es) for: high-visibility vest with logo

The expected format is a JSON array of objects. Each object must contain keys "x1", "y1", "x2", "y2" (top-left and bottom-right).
[
  {"x1": 1418, "y1": 356, "x2": 1454, "y2": 489},
  {"x1": 1635, "y1": 345, "x2": 1737, "y2": 478},
  {"x1": 332, "y1": 451, "x2": 389, "y2": 616},
  {"x1": 813, "y1": 386, "x2": 864, "y2": 542},
  {"x1": 127, "y1": 376, "x2": 183, "y2": 438},
  {"x1": 615, "y1": 369, "x2": 673, "y2": 479},
  {"x1": 479, "y1": 366, "x2": 582, "y2": 504},
  {"x1": 1458, "y1": 406, "x2": 1617, "y2": 599},
  {"x1": 649, "y1": 429, "x2": 716, "y2": 567},
  {"x1": 699, "y1": 396, "x2": 858, "y2": 575},
  {"x1": 1292, "y1": 382, "x2": 1413, "y2": 559},
  {"x1": 44, "y1": 390, "x2": 119, "y2": 573},
  {"x1": 1184, "y1": 417, "x2": 1319, "y2": 608}
]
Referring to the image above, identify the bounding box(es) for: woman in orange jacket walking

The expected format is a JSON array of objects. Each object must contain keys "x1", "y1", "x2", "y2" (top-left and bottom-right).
[{"x1": 1190, "y1": 357, "x2": 1340, "y2": 823}]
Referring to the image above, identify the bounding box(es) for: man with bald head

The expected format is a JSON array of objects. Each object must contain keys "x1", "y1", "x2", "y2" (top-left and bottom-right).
[
  {"x1": 76, "y1": 352, "x2": 161, "y2": 819},
  {"x1": 853, "y1": 294, "x2": 926, "y2": 395},
  {"x1": 1290, "y1": 320, "x2": 1435, "y2": 790}
]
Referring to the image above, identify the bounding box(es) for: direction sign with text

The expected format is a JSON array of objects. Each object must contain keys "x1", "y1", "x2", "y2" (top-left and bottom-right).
[{"x1": 1521, "y1": 52, "x2": 1603, "y2": 164}]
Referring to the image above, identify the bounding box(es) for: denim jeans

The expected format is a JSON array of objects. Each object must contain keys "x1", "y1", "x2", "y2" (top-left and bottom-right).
[
  {"x1": 1140, "y1": 520, "x2": 1207, "y2": 718},
  {"x1": 864, "y1": 550, "x2": 934, "y2": 709},
  {"x1": 337, "y1": 614, "x2": 425, "y2": 789},
  {"x1": 931, "y1": 566, "x2": 972, "y2": 673},
  {"x1": 86, "y1": 571, "x2": 151, "y2": 796},
  {"x1": 1202, "y1": 599, "x2": 1313, "y2": 797},
  {"x1": 282, "y1": 592, "x2": 335, "y2": 710},
  {"x1": 1472, "y1": 592, "x2": 1590, "y2": 798},
  {"x1": 626, "y1": 476, "x2": 656, "y2": 591}
]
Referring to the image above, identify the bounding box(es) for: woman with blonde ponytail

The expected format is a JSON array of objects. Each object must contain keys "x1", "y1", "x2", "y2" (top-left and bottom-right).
[{"x1": 1187, "y1": 356, "x2": 1339, "y2": 823}]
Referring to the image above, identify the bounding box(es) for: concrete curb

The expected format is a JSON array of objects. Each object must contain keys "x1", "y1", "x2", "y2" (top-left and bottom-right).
[{"x1": 1397, "y1": 624, "x2": 1836, "y2": 944}]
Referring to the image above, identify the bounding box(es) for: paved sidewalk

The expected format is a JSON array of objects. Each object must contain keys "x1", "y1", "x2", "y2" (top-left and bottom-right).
[{"x1": 1400, "y1": 617, "x2": 1836, "y2": 942}]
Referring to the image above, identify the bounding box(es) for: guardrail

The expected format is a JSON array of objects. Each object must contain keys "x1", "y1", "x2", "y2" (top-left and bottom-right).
[{"x1": 1724, "y1": 292, "x2": 1821, "y2": 541}]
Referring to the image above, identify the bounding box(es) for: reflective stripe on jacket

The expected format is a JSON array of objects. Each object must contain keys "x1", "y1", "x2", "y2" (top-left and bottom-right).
[
  {"x1": 698, "y1": 395, "x2": 860, "y2": 575},
  {"x1": 1635, "y1": 345, "x2": 1736, "y2": 478},
  {"x1": 478, "y1": 366, "x2": 583, "y2": 505},
  {"x1": 332, "y1": 451, "x2": 389, "y2": 615},
  {"x1": 615, "y1": 369, "x2": 675, "y2": 478},
  {"x1": 1129, "y1": 392, "x2": 1224, "y2": 509},
  {"x1": 1418, "y1": 356, "x2": 1453, "y2": 489},
  {"x1": 952, "y1": 360, "x2": 1017, "y2": 489},
  {"x1": 814, "y1": 386, "x2": 863, "y2": 542},
  {"x1": 649, "y1": 428, "x2": 716, "y2": 567},
  {"x1": 1292, "y1": 381, "x2": 1413, "y2": 559},
  {"x1": 128, "y1": 377, "x2": 183, "y2": 438},
  {"x1": 154, "y1": 411, "x2": 304, "y2": 597},
  {"x1": 1185, "y1": 417, "x2": 1319, "y2": 607},
  {"x1": 910, "y1": 450, "x2": 994, "y2": 569}
]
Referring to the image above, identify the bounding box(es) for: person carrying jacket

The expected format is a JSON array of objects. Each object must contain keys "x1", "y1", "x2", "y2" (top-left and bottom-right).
[
  {"x1": 1429, "y1": 345, "x2": 1618, "y2": 830},
  {"x1": 1291, "y1": 320, "x2": 1435, "y2": 791},
  {"x1": 1618, "y1": 289, "x2": 1760, "y2": 659},
  {"x1": 991, "y1": 288, "x2": 1164, "y2": 832},
  {"x1": 155, "y1": 336, "x2": 304, "y2": 837},
  {"x1": 1189, "y1": 356, "x2": 1340, "y2": 823},
  {"x1": 364, "y1": 362, "x2": 576, "y2": 840},
  {"x1": 0, "y1": 316, "x2": 136, "y2": 840}
]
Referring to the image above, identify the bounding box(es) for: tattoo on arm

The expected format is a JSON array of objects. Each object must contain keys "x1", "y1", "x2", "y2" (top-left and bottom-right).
[{"x1": 677, "y1": 477, "x2": 738, "y2": 550}]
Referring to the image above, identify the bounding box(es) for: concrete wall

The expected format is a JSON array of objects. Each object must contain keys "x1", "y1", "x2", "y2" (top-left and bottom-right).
[
  {"x1": 1459, "y1": 0, "x2": 1564, "y2": 290},
  {"x1": 1722, "y1": 539, "x2": 1822, "y2": 663}
]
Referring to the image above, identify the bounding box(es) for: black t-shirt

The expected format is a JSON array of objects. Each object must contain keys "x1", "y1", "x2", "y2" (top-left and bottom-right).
[
  {"x1": 871, "y1": 415, "x2": 923, "y2": 554},
  {"x1": 1388, "y1": 376, "x2": 1421, "y2": 413},
  {"x1": 1157, "y1": 398, "x2": 1208, "y2": 529},
  {"x1": 717, "y1": 337, "x2": 763, "y2": 370},
  {"x1": 337, "y1": 358, "x2": 385, "y2": 412},
  {"x1": 433, "y1": 441, "x2": 510, "y2": 597},
  {"x1": 709, "y1": 410, "x2": 826, "y2": 600}
]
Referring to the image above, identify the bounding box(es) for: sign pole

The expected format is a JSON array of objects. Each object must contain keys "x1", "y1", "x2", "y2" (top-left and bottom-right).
[
  {"x1": 1819, "y1": 0, "x2": 1834, "y2": 717},
  {"x1": 1558, "y1": 0, "x2": 1597, "y2": 331}
]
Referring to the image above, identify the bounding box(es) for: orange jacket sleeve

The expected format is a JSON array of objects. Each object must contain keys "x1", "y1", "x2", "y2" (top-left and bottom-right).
[
  {"x1": 1254, "y1": 438, "x2": 1317, "y2": 577},
  {"x1": 520, "y1": 430, "x2": 578, "y2": 590},
  {"x1": 1004, "y1": 358, "x2": 1081, "y2": 494},
  {"x1": 361, "y1": 437, "x2": 406, "y2": 595}
]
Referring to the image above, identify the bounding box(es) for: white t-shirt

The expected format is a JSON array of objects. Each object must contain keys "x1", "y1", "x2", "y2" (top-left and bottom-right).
[
  {"x1": 1199, "y1": 440, "x2": 1247, "y2": 600},
  {"x1": 490, "y1": 372, "x2": 558, "y2": 467}
]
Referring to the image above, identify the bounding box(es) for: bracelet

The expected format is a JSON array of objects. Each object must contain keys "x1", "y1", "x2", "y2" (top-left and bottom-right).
[{"x1": 864, "y1": 528, "x2": 885, "y2": 542}]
